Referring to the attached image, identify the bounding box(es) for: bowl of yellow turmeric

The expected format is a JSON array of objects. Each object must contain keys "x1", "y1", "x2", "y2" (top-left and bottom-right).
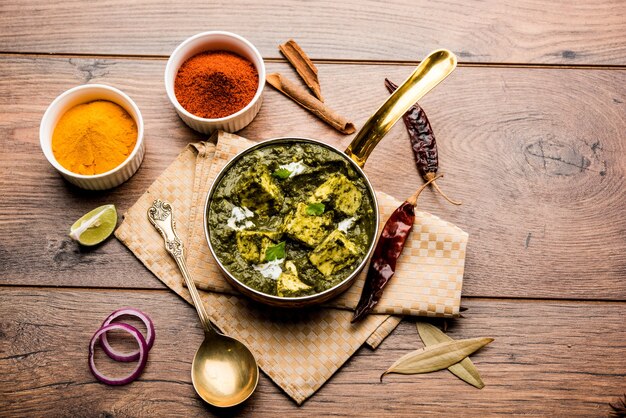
[{"x1": 40, "y1": 84, "x2": 145, "y2": 190}]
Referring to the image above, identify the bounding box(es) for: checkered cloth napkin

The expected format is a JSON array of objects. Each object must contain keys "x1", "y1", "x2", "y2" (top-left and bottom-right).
[{"x1": 115, "y1": 131, "x2": 468, "y2": 404}]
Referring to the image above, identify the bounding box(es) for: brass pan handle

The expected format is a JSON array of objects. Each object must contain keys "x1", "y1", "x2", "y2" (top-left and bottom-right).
[{"x1": 345, "y1": 49, "x2": 457, "y2": 167}]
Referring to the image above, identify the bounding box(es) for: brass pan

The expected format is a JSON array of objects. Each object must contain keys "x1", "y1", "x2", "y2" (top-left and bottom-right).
[{"x1": 203, "y1": 50, "x2": 457, "y2": 307}]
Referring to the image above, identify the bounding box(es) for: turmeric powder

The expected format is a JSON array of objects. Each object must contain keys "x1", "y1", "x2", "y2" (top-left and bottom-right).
[{"x1": 52, "y1": 100, "x2": 137, "y2": 175}]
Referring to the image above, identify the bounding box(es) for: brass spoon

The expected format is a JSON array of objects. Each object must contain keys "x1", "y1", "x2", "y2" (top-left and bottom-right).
[{"x1": 148, "y1": 199, "x2": 259, "y2": 408}]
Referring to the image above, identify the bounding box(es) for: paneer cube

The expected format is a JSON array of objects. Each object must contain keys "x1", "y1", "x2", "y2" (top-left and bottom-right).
[
  {"x1": 309, "y1": 173, "x2": 362, "y2": 216},
  {"x1": 236, "y1": 230, "x2": 282, "y2": 263},
  {"x1": 277, "y1": 261, "x2": 312, "y2": 297},
  {"x1": 283, "y1": 202, "x2": 333, "y2": 247},
  {"x1": 235, "y1": 165, "x2": 284, "y2": 214},
  {"x1": 309, "y1": 230, "x2": 361, "y2": 277}
]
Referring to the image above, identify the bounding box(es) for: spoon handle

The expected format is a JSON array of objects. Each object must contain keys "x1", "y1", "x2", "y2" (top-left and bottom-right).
[{"x1": 148, "y1": 199, "x2": 216, "y2": 336}]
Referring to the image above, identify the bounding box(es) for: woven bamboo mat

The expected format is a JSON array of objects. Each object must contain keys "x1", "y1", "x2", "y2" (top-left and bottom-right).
[{"x1": 115, "y1": 131, "x2": 467, "y2": 403}]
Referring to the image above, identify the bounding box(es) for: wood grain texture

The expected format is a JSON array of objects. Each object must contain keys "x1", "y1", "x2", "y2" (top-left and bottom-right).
[
  {"x1": 1, "y1": 0, "x2": 626, "y2": 65},
  {"x1": 1, "y1": 288, "x2": 624, "y2": 416},
  {"x1": 1, "y1": 56, "x2": 625, "y2": 299},
  {"x1": 2, "y1": 2, "x2": 624, "y2": 416}
]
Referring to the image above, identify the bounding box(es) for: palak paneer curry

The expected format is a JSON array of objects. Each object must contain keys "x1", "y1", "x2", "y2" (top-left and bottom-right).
[{"x1": 208, "y1": 142, "x2": 376, "y2": 298}]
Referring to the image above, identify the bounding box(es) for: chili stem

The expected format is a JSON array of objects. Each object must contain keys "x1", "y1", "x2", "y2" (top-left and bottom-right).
[
  {"x1": 424, "y1": 172, "x2": 462, "y2": 205},
  {"x1": 407, "y1": 174, "x2": 443, "y2": 206},
  {"x1": 431, "y1": 180, "x2": 462, "y2": 205}
]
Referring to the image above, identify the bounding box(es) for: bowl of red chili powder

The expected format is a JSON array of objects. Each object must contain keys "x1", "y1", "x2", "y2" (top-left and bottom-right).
[{"x1": 165, "y1": 31, "x2": 265, "y2": 134}]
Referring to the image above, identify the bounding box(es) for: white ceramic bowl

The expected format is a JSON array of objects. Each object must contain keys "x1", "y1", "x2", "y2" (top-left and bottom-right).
[
  {"x1": 165, "y1": 31, "x2": 265, "y2": 134},
  {"x1": 40, "y1": 84, "x2": 145, "y2": 190}
]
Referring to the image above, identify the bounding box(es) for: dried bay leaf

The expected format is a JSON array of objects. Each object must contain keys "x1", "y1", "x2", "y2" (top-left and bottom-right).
[
  {"x1": 417, "y1": 322, "x2": 486, "y2": 389},
  {"x1": 381, "y1": 337, "x2": 493, "y2": 381}
]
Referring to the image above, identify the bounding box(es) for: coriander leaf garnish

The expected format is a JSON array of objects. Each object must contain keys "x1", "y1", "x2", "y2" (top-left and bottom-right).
[
  {"x1": 272, "y1": 168, "x2": 292, "y2": 179},
  {"x1": 264, "y1": 241, "x2": 286, "y2": 262},
  {"x1": 305, "y1": 202, "x2": 325, "y2": 216}
]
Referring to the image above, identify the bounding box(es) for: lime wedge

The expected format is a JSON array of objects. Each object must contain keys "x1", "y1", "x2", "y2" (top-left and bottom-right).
[{"x1": 69, "y1": 204, "x2": 117, "y2": 246}]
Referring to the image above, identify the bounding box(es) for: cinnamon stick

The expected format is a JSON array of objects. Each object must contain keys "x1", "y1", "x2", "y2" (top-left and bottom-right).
[
  {"x1": 266, "y1": 73, "x2": 356, "y2": 134},
  {"x1": 279, "y1": 39, "x2": 323, "y2": 101}
]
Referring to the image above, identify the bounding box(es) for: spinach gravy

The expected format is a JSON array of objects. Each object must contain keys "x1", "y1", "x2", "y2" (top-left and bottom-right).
[{"x1": 208, "y1": 141, "x2": 376, "y2": 298}]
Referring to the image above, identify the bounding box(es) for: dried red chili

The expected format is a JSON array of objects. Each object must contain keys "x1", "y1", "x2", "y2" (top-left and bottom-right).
[
  {"x1": 385, "y1": 79, "x2": 460, "y2": 205},
  {"x1": 352, "y1": 175, "x2": 441, "y2": 323}
]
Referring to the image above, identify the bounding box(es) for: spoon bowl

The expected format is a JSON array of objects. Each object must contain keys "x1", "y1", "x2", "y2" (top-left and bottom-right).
[
  {"x1": 192, "y1": 334, "x2": 259, "y2": 407},
  {"x1": 148, "y1": 199, "x2": 259, "y2": 407}
]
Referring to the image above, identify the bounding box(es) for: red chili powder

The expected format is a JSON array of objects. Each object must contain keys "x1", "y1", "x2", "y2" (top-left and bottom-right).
[{"x1": 174, "y1": 51, "x2": 259, "y2": 119}]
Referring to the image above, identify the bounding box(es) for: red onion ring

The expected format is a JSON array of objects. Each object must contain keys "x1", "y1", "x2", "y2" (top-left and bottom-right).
[
  {"x1": 88, "y1": 323, "x2": 147, "y2": 386},
  {"x1": 100, "y1": 308, "x2": 155, "y2": 362}
]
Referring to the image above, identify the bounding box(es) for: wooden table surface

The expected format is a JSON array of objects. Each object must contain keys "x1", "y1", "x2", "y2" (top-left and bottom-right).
[{"x1": 1, "y1": 1, "x2": 625, "y2": 416}]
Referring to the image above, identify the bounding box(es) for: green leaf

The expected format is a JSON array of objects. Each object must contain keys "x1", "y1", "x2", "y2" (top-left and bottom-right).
[
  {"x1": 417, "y1": 322, "x2": 486, "y2": 389},
  {"x1": 272, "y1": 168, "x2": 291, "y2": 179},
  {"x1": 306, "y1": 203, "x2": 325, "y2": 216},
  {"x1": 264, "y1": 241, "x2": 286, "y2": 262}
]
